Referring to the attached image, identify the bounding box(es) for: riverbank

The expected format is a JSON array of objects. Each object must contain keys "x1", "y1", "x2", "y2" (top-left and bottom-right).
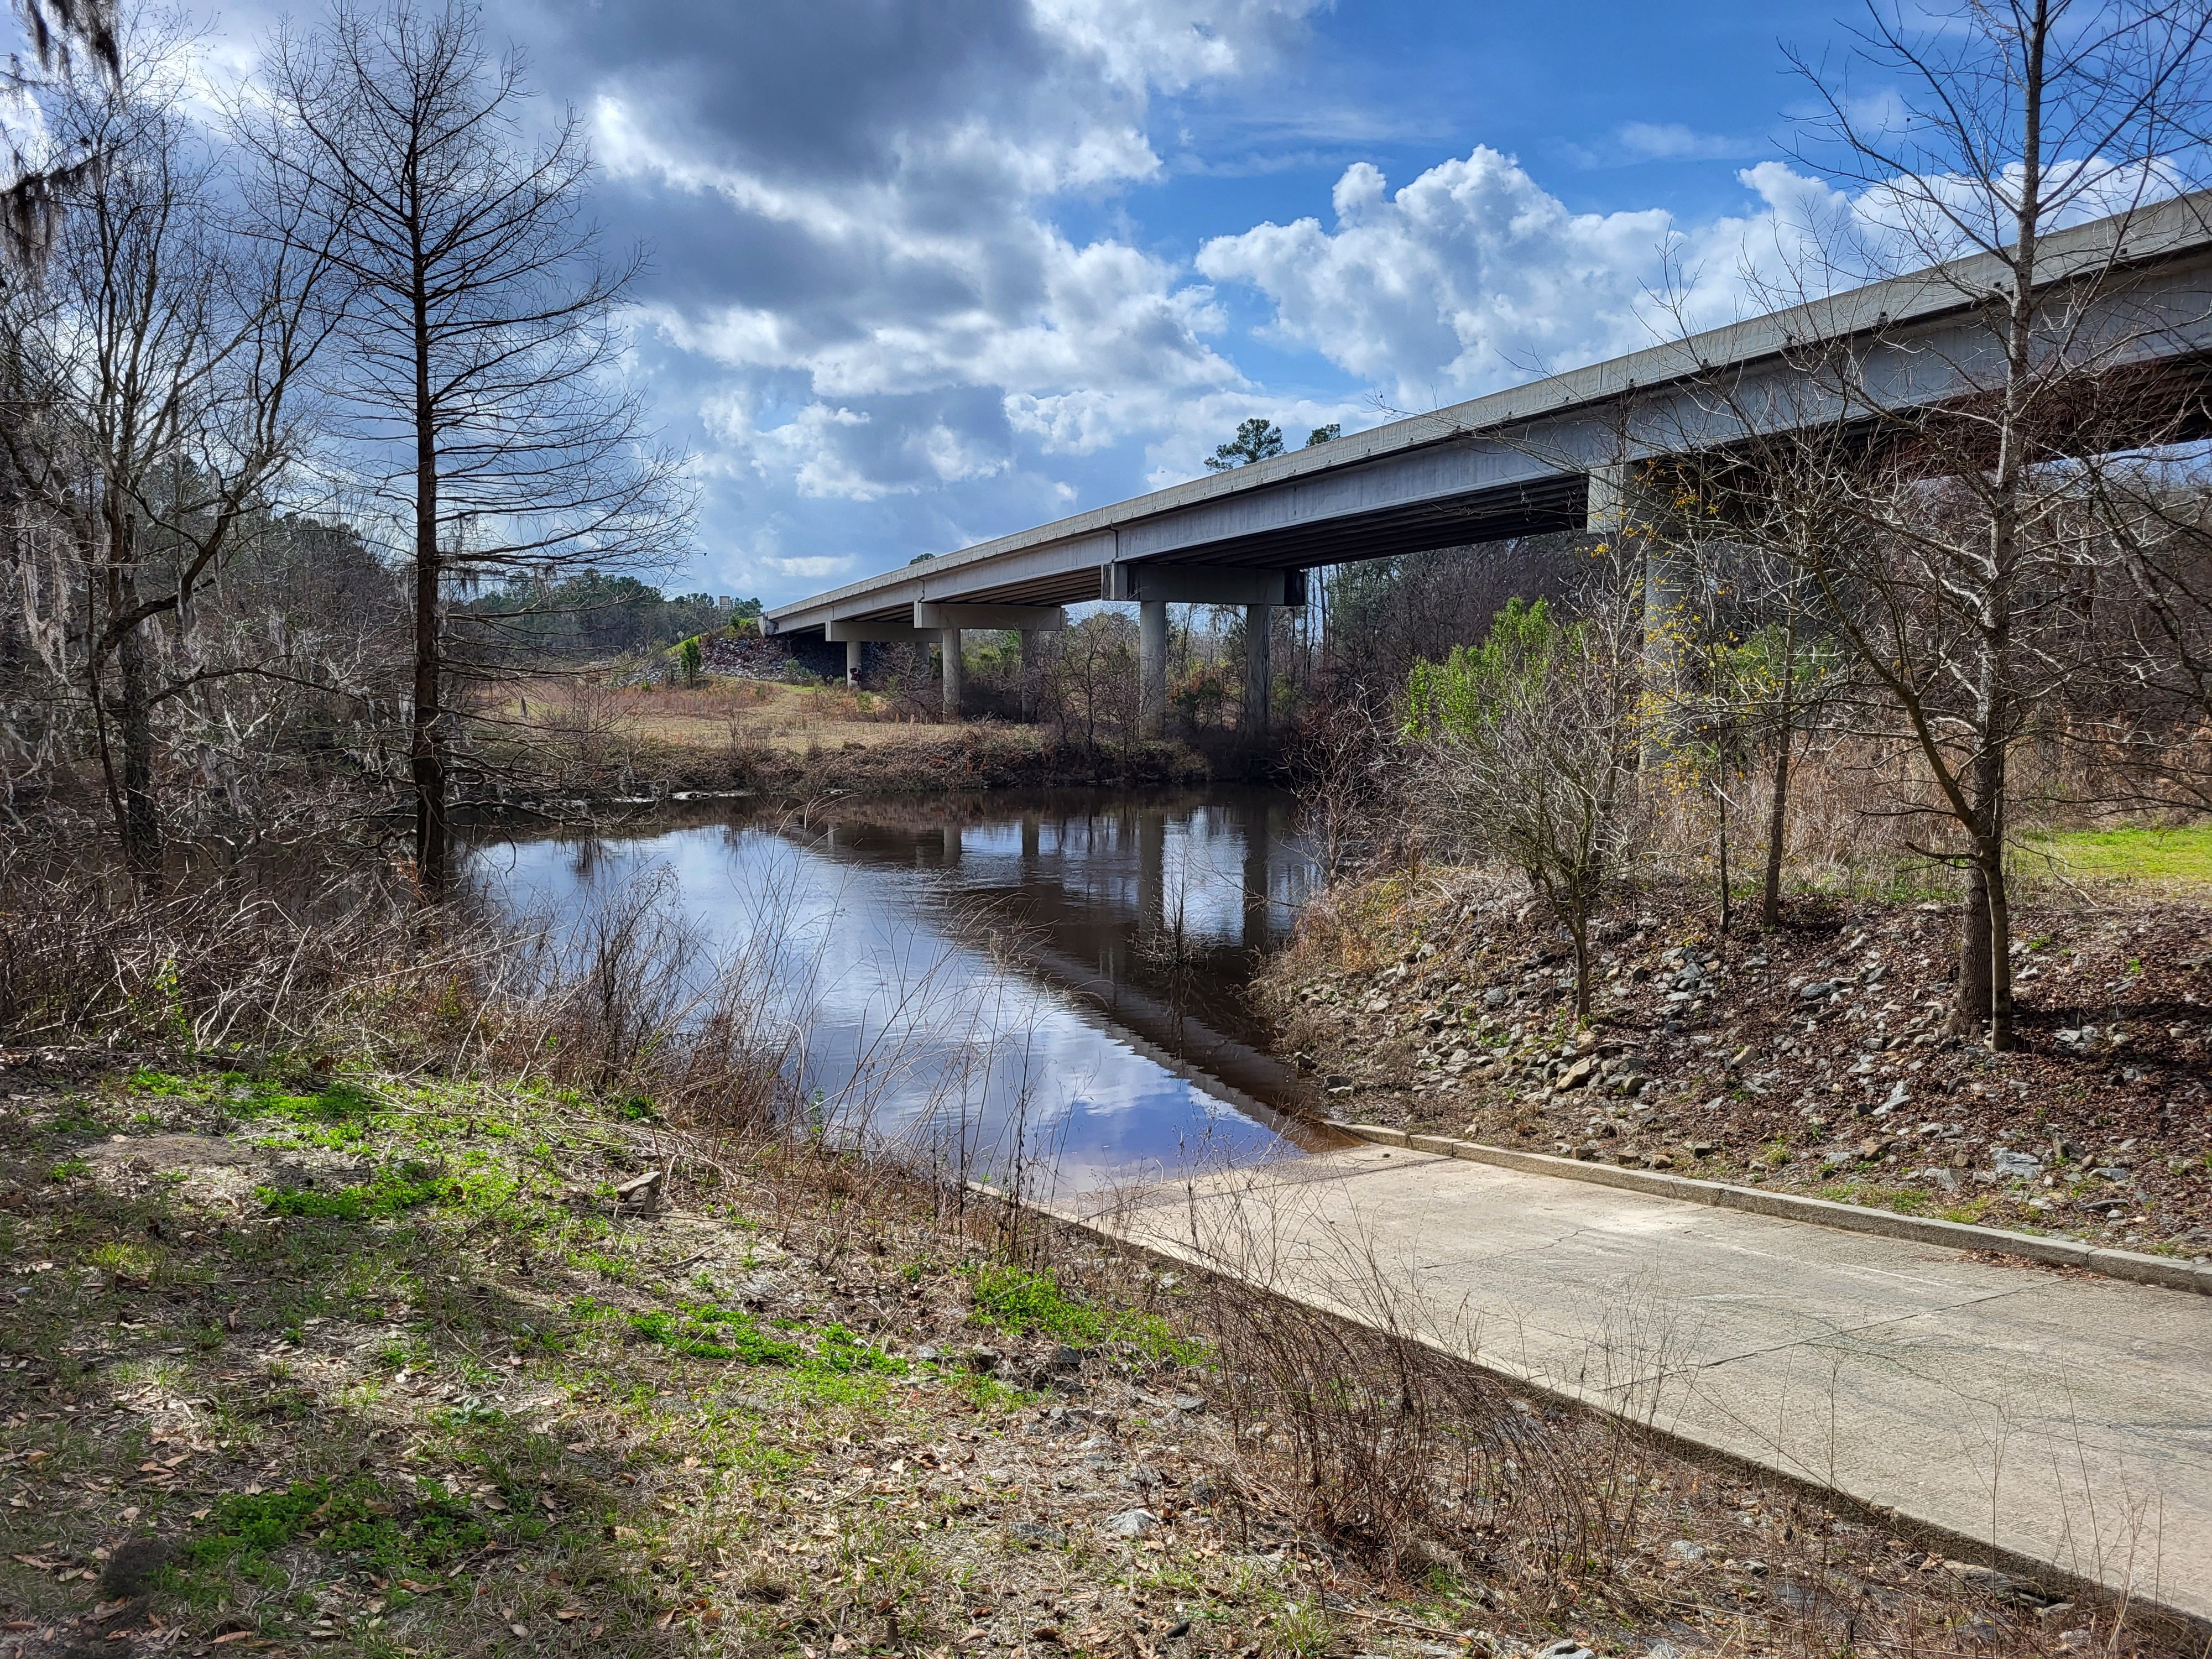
[
  {"x1": 472, "y1": 675, "x2": 1227, "y2": 799},
  {"x1": 1254, "y1": 868, "x2": 2212, "y2": 1260},
  {"x1": 0, "y1": 1050, "x2": 2161, "y2": 1658}
]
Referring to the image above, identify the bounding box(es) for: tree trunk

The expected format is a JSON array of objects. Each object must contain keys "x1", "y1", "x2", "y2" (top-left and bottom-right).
[
  {"x1": 100, "y1": 511, "x2": 163, "y2": 890},
  {"x1": 1715, "y1": 781, "x2": 1731, "y2": 935},
  {"x1": 1571, "y1": 920, "x2": 1591, "y2": 1018},
  {"x1": 1970, "y1": 0, "x2": 2036, "y2": 1055},
  {"x1": 115, "y1": 603, "x2": 160, "y2": 889},
  {"x1": 1986, "y1": 847, "x2": 2016, "y2": 1051},
  {"x1": 1974, "y1": 740, "x2": 2014, "y2": 1050},
  {"x1": 410, "y1": 241, "x2": 447, "y2": 894},
  {"x1": 1955, "y1": 862, "x2": 1993, "y2": 1037},
  {"x1": 1762, "y1": 608, "x2": 1797, "y2": 927}
]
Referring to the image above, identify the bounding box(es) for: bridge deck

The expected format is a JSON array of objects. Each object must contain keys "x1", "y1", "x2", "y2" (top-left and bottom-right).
[{"x1": 764, "y1": 191, "x2": 2212, "y2": 641}]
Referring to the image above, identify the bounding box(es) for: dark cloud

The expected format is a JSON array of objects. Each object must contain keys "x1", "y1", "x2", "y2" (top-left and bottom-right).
[{"x1": 510, "y1": 0, "x2": 1062, "y2": 181}]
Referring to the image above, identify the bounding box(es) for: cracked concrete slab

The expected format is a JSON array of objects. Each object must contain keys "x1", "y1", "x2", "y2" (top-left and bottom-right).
[{"x1": 1062, "y1": 1143, "x2": 2212, "y2": 1624}]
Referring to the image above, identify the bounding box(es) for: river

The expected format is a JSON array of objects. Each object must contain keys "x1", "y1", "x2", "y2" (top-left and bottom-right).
[{"x1": 462, "y1": 785, "x2": 1340, "y2": 1198}]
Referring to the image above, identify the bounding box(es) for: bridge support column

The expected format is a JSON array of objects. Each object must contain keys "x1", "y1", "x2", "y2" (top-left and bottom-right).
[
  {"x1": 1138, "y1": 601, "x2": 1167, "y2": 739},
  {"x1": 941, "y1": 630, "x2": 965, "y2": 719},
  {"x1": 1591, "y1": 463, "x2": 1691, "y2": 760},
  {"x1": 1019, "y1": 629, "x2": 1039, "y2": 721},
  {"x1": 1242, "y1": 603, "x2": 1270, "y2": 739},
  {"x1": 846, "y1": 639, "x2": 863, "y2": 687}
]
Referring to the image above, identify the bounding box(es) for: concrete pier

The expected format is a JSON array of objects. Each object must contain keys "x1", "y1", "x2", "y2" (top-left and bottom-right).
[
  {"x1": 941, "y1": 630, "x2": 964, "y2": 718},
  {"x1": 1243, "y1": 603, "x2": 1270, "y2": 738},
  {"x1": 846, "y1": 639, "x2": 862, "y2": 687},
  {"x1": 1138, "y1": 601, "x2": 1167, "y2": 738}
]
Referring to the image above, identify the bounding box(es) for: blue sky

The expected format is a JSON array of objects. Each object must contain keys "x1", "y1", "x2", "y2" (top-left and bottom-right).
[
  {"x1": 40, "y1": 0, "x2": 1876, "y2": 603},
  {"x1": 469, "y1": 0, "x2": 1894, "y2": 606}
]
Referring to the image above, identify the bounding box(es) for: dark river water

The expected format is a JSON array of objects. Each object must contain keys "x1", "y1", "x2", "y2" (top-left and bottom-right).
[{"x1": 462, "y1": 786, "x2": 1339, "y2": 1197}]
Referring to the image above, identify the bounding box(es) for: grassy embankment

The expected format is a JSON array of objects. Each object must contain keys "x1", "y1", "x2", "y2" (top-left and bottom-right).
[
  {"x1": 2026, "y1": 825, "x2": 2212, "y2": 890},
  {"x1": 478, "y1": 676, "x2": 1214, "y2": 797},
  {"x1": 0, "y1": 1056, "x2": 2143, "y2": 1658}
]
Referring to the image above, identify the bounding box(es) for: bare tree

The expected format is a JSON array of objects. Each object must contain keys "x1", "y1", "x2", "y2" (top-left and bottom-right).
[
  {"x1": 1653, "y1": 449, "x2": 1850, "y2": 930},
  {"x1": 0, "y1": 43, "x2": 344, "y2": 883},
  {"x1": 1403, "y1": 577, "x2": 1644, "y2": 1017},
  {"x1": 1699, "y1": 0, "x2": 2212, "y2": 1047},
  {"x1": 1042, "y1": 611, "x2": 1139, "y2": 753},
  {"x1": 259, "y1": 0, "x2": 691, "y2": 891},
  {"x1": 1, "y1": 0, "x2": 120, "y2": 273}
]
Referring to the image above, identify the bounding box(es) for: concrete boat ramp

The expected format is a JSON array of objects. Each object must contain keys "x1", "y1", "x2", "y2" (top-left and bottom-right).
[{"x1": 1060, "y1": 1142, "x2": 2212, "y2": 1627}]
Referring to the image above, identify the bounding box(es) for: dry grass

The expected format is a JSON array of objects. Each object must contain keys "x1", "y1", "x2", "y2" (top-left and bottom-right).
[
  {"x1": 489, "y1": 676, "x2": 948, "y2": 757},
  {"x1": 0, "y1": 844, "x2": 2189, "y2": 1657},
  {"x1": 0, "y1": 1063, "x2": 2183, "y2": 1659}
]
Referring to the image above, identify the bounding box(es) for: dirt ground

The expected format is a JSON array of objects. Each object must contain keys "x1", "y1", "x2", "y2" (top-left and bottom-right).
[
  {"x1": 0, "y1": 1058, "x2": 2173, "y2": 1658},
  {"x1": 1256, "y1": 873, "x2": 2212, "y2": 1260}
]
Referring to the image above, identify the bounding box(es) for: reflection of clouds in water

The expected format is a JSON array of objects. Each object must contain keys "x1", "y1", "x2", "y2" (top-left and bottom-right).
[{"x1": 472, "y1": 820, "x2": 1286, "y2": 1195}]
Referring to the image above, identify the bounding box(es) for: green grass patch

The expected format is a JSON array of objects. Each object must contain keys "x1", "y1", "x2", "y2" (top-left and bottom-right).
[
  {"x1": 259, "y1": 1164, "x2": 447, "y2": 1220},
  {"x1": 2026, "y1": 826, "x2": 2212, "y2": 889},
  {"x1": 174, "y1": 1478, "x2": 494, "y2": 1586},
  {"x1": 968, "y1": 1264, "x2": 1203, "y2": 1364},
  {"x1": 610, "y1": 1297, "x2": 907, "y2": 1378},
  {"x1": 88, "y1": 1240, "x2": 160, "y2": 1279},
  {"x1": 628, "y1": 1303, "x2": 801, "y2": 1364}
]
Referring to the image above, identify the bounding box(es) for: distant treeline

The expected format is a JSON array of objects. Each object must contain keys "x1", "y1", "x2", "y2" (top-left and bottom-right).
[{"x1": 458, "y1": 572, "x2": 763, "y2": 661}]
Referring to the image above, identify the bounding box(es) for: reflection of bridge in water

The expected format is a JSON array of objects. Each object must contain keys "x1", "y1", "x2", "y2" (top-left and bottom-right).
[{"x1": 780, "y1": 787, "x2": 1342, "y2": 1149}]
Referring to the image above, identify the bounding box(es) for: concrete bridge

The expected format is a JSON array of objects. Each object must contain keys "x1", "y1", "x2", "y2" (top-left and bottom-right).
[{"x1": 764, "y1": 191, "x2": 2212, "y2": 733}]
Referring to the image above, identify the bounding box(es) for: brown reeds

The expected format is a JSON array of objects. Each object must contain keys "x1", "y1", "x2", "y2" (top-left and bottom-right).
[{"x1": 0, "y1": 844, "x2": 794, "y2": 1134}]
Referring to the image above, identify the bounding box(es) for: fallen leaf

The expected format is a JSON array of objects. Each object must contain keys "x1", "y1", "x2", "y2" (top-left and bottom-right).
[{"x1": 655, "y1": 1610, "x2": 676, "y2": 1630}]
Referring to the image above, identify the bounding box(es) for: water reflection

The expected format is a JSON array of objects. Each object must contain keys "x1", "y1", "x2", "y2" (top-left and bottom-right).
[{"x1": 465, "y1": 787, "x2": 1334, "y2": 1197}]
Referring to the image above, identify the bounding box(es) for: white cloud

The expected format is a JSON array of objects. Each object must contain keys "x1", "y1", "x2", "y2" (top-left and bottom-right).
[
  {"x1": 766, "y1": 554, "x2": 856, "y2": 580},
  {"x1": 588, "y1": 0, "x2": 1324, "y2": 512},
  {"x1": 1194, "y1": 149, "x2": 1908, "y2": 407},
  {"x1": 1197, "y1": 147, "x2": 1693, "y2": 405},
  {"x1": 1614, "y1": 121, "x2": 1752, "y2": 163}
]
